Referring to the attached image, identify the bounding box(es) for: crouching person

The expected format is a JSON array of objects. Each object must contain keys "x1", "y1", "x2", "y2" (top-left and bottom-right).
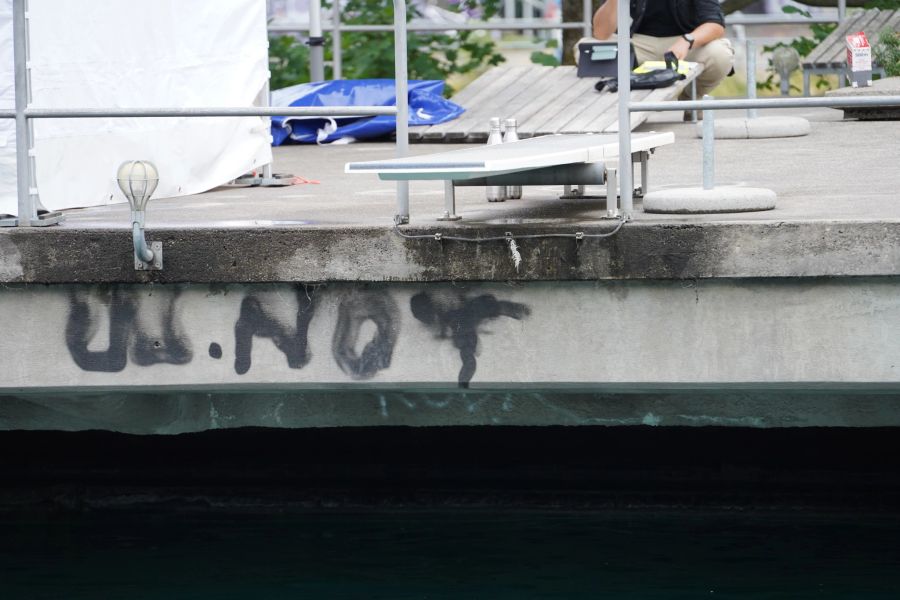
[{"x1": 576, "y1": 0, "x2": 734, "y2": 105}]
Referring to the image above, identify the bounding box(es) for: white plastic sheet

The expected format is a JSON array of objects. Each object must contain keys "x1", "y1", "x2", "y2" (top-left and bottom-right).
[{"x1": 0, "y1": 0, "x2": 272, "y2": 216}]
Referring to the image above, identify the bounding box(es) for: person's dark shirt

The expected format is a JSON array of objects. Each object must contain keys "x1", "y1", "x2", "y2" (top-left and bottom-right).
[
  {"x1": 634, "y1": 0, "x2": 683, "y2": 37},
  {"x1": 629, "y1": 0, "x2": 726, "y2": 36}
]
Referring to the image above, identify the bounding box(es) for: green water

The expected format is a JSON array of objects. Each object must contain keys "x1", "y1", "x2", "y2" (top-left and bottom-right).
[{"x1": 2, "y1": 510, "x2": 899, "y2": 599}]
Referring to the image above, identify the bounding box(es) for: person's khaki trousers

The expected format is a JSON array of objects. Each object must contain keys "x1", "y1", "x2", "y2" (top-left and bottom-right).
[{"x1": 574, "y1": 33, "x2": 734, "y2": 98}]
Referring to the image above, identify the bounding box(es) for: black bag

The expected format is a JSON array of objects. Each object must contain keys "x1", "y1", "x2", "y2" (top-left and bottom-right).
[
  {"x1": 594, "y1": 52, "x2": 685, "y2": 93},
  {"x1": 576, "y1": 42, "x2": 638, "y2": 78}
]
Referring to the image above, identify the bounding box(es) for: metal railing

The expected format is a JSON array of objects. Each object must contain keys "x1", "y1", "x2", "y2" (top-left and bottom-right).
[
  {"x1": 270, "y1": 0, "x2": 848, "y2": 81},
  {"x1": 5, "y1": 0, "x2": 894, "y2": 228},
  {"x1": 1, "y1": 0, "x2": 410, "y2": 227},
  {"x1": 616, "y1": 0, "x2": 900, "y2": 220}
]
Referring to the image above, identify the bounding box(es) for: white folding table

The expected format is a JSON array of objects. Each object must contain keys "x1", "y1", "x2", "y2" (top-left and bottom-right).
[{"x1": 346, "y1": 132, "x2": 674, "y2": 221}]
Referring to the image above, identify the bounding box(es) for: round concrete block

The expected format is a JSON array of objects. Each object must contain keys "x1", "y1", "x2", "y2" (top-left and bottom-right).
[
  {"x1": 643, "y1": 185, "x2": 776, "y2": 214},
  {"x1": 695, "y1": 116, "x2": 810, "y2": 139}
]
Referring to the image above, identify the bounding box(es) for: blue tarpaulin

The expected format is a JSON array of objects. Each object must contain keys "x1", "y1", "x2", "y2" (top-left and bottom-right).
[{"x1": 270, "y1": 79, "x2": 465, "y2": 145}]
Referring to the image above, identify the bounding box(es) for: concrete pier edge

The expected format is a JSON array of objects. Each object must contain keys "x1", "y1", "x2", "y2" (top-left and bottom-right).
[{"x1": 2, "y1": 219, "x2": 899, "y2": 283}]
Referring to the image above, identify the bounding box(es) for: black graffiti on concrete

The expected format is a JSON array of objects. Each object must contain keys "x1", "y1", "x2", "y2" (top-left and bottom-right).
[
  {"x1": 233, "y1": 285, "x2": 317, "y2": 375},
  {"x1": 332, "y1": 289, "x2": 400, "y2": 380},
  {"x1": 130, "y1": 293, "x2": 194, "y2": 367},
  {"x1": 66, "y1": 287, "x2": 193, "y2": 372},
  {"x1": 66, "y1": 288, "x2": 134, "y2": 372},
  {"x1": 410, "y1": 292, "x2": 530, "y2": 388}
]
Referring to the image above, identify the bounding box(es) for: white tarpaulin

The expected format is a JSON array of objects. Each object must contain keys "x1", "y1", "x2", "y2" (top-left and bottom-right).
[{"x1": 0, "y1": 0, "x2": 272, "y2": 216}]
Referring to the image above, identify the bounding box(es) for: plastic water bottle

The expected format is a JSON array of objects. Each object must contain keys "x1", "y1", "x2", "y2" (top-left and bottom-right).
[
  {"x1": 503, "y1": 118, "x2": 522, "y2": 199},
  {"x1": 486, "y1": 117, "x2": 506, "y2": 202}
]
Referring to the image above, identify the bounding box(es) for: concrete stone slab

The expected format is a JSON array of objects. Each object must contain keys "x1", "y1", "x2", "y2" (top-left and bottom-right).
[
  {"x1": 643, "y1": 185, "x2": 776, "y2": 214},
  {"x1": 826, "y1": 76, "x2": 900, "y2": 120},
  {"x1": 695, "y1": 116, "x2": 811, "y2": 139}
]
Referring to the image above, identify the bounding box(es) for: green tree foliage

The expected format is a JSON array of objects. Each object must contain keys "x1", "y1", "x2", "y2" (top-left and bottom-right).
[
  {"x1": 874, "y1": 28, "x2": 900, "y2": 76},
  {"x1": 530, "y1": 39, "x2": 561, "y2": 66},
  {"x1": 268, "y1": 0, "x2": 505, "y2": 95},
  {"x1": 269, "y1": 34, "x2": 311, "y2": 90}
]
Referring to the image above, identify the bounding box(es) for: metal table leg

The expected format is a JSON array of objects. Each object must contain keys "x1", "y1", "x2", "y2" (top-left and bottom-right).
[{"x1": 436, "y1": 180, "x2": 461, "y2": 221}]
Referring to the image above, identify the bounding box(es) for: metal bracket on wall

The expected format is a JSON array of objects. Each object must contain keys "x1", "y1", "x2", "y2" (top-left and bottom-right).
[{"x1": 135, "y1": 241, "x2": 163, "y2": 271}]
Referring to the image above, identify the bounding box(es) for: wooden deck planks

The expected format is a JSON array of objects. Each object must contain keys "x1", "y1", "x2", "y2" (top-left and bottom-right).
[
  {"x1": 450, "y1": 66, "x2": 563, "y2": 142},
  {"x1": 414, "y1": 66, "x2": 531, "y2": 141},
  {"x1": 804, "y1": 9, "x2": 899, "y2": 68},
  {"x1": 463, "y1": 66, "x2": 575, "y2": 141},
  {"x1": 824, "y1": 10, "x2": 889, "y2": 65},
  {"x1": 520, "y1": 75, "x2": 599, "y2": 137},
  {"x1": 412, "y1": 62, "x2": 704, "y2": 142},
  {"x1": 805, "y1": 12, "x2": 865, "y2": 66},
  {"x1": 441, "y1": 66, "x2": 550, "y2": 141}
]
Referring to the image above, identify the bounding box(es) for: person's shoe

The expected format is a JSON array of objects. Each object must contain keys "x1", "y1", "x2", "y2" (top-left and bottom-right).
[{"x1": 683, "y1": 110, "x2": 703, "y2": 121}]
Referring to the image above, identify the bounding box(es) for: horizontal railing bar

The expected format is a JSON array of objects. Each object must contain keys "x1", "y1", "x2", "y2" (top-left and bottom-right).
[
  {"x1": 7, "y1": 96, "x2": 895, "y2": 120},
  {"x1": 268, "y1": 16, "x2": 836, "y2": 34},
  {"x1": 633, "y1": 95, "x2": 900, "y2": 112},
  {"x1": 726, "y1": 15, "x2": 836, "y2": 25},
  {"x1": 269, "y1": 20, "x2": 588, "y2": 32},
  {"x1": 14, "y1": 106, "x2": 398, "y2": 118}
]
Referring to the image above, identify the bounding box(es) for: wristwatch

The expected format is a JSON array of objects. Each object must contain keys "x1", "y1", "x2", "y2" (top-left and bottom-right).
[{"x1": 682, "y1": 33, "x2": 696, "y2": 49}]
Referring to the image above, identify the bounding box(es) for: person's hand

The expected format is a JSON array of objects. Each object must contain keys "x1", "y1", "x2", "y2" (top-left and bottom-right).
[{"x1": 667, "y1": 38, "x2": 691, "y2": 61}]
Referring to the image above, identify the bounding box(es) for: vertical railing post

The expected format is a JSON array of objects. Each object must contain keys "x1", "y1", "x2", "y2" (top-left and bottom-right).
[
  {"x1": 583, "y1": 0, "x2": 592, "y2": 37},
  {"x1": 332, "y1": 0, "x2": 342, "y2": 80},
  {"x1": 838, "y1": 0, "x2": 846, "y2": 22},
  {"x1": 616, "y1": 0, "x2": 632, "y2": 219},
  {"x1": 746, "y1": 39, "x2": 758, "y2": 119},
  {"x1": 309, "y1": 0, "x2": 325, "y2": 81},
  {"x1": 393, "y1": 0, "x2": 410, "y2": 223},
  {"x1": 13, "y1": 0, "x2": 34, "y2": 225},
  {"x1": 702, "y1": 95, "x2": 715, "y2": 190}
]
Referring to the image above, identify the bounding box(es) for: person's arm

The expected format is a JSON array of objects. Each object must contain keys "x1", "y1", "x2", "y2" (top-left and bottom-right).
[
  {"x1": 666, "y1": 22, "x2": 725, "y2": 61},
  {"x1": 592, "y1": 0, "x2": 617, "y2": 40}
]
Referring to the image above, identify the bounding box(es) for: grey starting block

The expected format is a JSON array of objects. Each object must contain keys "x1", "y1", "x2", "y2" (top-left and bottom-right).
[{"x1": 345, "y1": 132, "x2": 674, "y2": 221}]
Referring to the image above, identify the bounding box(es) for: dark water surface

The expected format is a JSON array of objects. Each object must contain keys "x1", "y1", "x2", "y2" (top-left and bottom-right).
[{"x1": 1, "y1": 510, "x2": 899, "y2": 599}]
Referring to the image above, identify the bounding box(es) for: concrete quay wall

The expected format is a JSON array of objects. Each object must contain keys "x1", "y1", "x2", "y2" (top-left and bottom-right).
[
  {"x1": 1, "y1": 220, "x2": 899, "y2": 283},
  {"x1": 1, "y1": 278, "x2": 898, "y2": 431}
]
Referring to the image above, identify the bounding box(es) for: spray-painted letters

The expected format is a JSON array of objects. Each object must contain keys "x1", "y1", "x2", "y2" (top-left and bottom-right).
[{"x1": 63, "y1": 284, "x2": 530, "y2": 386}]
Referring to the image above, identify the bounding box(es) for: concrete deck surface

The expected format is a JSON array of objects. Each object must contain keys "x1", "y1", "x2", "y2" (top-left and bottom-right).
[
  {"x1": 52, "y1": 107, "x2": 899, "y2": 228},
  {"x1": 2, "y1": 107, "x2": 899, "y2": 283}
]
